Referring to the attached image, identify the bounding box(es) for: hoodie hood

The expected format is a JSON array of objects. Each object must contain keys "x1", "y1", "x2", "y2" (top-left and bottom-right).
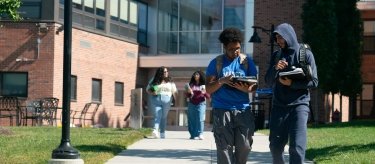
[{"x1": 273, "y1": 23, "x2": 299, "y2": 51}]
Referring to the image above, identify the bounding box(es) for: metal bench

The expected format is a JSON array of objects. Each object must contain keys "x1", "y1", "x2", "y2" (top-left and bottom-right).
[
  {"x1": 20, "y1": 97, "x2": 59, "y2": 126},
  {"x1": 71, "y1": 102, "x2": 101, "y2": 127},
  {"x1": 0, "y1": 96, "x2": 20, "y2": 126}
]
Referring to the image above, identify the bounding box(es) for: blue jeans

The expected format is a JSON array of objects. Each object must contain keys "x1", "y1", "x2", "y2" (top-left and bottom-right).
[
  {"x1": 269, "y1": 104, "x2": 309, "y2": 164},
  {"x1": 187, "y1": 102, "x2": 206, "y2": 138},
  {"x1": 150, "y1": 94, "x2": 172, "y2": 133}
]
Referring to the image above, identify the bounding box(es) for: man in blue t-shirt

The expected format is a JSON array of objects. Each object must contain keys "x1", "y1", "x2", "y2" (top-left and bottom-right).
[{"x1": 206, "y1": 27, "x2": 258, "y2": 164}]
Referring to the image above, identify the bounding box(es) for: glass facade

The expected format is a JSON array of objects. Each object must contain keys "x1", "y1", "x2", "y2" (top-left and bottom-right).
[
  {"x1": 60, "y1": 0, "x2": 143, "y2": 43},
  {"x1": 157, "y1": 0, "x2": 245, "y2": 54}
]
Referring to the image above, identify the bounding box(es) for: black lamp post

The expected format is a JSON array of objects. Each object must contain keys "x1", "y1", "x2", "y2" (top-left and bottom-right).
[
  {"x1": 51, "y1": 0, "x2": 81, "y2": 160},
  {"x1": 249, "y1": 24, "x2": 275, "y2": 56},
  {"x1": 249, "y1": 24, "x2": 275, "y2": 125}
]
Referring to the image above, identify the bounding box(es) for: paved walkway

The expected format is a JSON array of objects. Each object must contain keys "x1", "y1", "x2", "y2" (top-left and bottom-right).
[{"x1": 105, "y1": 131, "x2": 290, "y2": 164}]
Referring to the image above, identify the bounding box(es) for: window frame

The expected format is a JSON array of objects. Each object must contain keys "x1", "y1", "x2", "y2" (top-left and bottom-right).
[
  {"x1": 114, "y1": 82, "x2": 124, "y2": 105},
  {"x1": 0, "y1": 72, "x2": 28, "y2": 97},
  {"x1": 71, "y1": 75, "x2": 77, "y2": 101},
  {"x1": 91, "y1": 78, "x2": 102, "y2": 102}
]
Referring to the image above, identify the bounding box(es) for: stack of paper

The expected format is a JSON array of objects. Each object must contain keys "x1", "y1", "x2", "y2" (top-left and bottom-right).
[{"x1": 279, "y1": 68, "x2": 306, "y2": 80}]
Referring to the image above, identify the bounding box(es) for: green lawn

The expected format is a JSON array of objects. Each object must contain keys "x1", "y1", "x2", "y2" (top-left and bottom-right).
[
  {"x1": 0, "y1": 127, "x2": 151, "y2": 164},
  {"x1": 258, "y1": 120, "x2": 375, "y2": 163},
  {"x1": 1, "y1": 121, "x2": 374, "y2": 164}
]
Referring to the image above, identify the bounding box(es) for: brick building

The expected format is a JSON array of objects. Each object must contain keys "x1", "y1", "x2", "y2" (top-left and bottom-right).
[
  {"x1": 1, "y1": 0, "x2": 373, "y2": 127},
  {"x1": 1, "y1": 0, "x2": 139, "y2": 127}
]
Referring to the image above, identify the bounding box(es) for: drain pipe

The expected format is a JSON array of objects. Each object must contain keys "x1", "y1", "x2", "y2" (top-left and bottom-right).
[
  {"x1": 37, "y1": 37, "x2": 41, "y2": 59},
  {"x1": 16, "y1": 37, "x2": 41, "y2": 62}
]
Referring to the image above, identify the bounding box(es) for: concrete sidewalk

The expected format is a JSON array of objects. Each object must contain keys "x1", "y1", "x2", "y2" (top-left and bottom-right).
[{"x1": 105, "y1": 131, "x2": 288, "y2": 164}]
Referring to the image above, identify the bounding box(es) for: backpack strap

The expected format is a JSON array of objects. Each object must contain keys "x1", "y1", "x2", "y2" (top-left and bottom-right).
[
  {"x1": 299, "y1": 43, "x2": 307, "y2": 66},
  {"x1": 215, "y1": 54, "x2": 224, "y2": 77}
]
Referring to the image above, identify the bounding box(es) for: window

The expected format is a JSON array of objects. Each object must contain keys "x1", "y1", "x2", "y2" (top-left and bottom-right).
[
  {"x1": 224, "y1": 0, "x2": 245, "y2": 29},
  {"x1": 18, "y1": 1, "x2": 42, "y2": 20},
  {"x1": 0, "y1": 72, "x2": 28, "y2": 97},
  {"x1": 96, "y1": 0, "x2": 105, "y2": 16},
  {"x1": 120, "y1": 0, "x2": 129, "y2": 23},
  {"x1": 129, "y1": 1, "x2": 138, "y2": 25},
  {"x1": 96, "y1": 19, "x2": 105, "y2": 30},
  {"x1": 363, "y1": 21, "x2": 375, "y2": 53},
  {"x1": 92, "y1": 79, "x2": 102, "y2": 102},
  {"x1": 71, "y1": 75, "x2": 77, "y2": 100},
  {"x1": 157, "y1": 0, "x2": 245, "y2": 54},
  {"x1": 109, "y1": 0, "x2": 139, "y2": 41},
  {"x1": 138, "y1": 2, "x2": 148, "y2": 45},
  {"x1": 84, "y1": 0, "x2": 94, "y2": 13},
  {"x1": 110, "y1": 0, "x2": 119, "y2": 20},
  {"x1": 115, "y1": 82, "x2": 124, "y2": 105},
  {"x1": 73, "y1": 0, "x2": 83, "y2": 10}
]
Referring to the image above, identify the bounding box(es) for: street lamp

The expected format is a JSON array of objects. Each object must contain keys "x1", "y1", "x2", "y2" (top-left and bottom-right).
[
  {"x1": 50, "y1": 0, "x2": 83, "y2": 163},
  {"x1": 249, "y1": 24, "x2": 275, "y2": 124},
  {"x1": 249, "y1": 24, "x2": 275, "y2": 56}
]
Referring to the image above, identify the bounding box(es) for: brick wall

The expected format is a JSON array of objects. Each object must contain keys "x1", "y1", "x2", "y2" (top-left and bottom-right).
[{"x1": 1, "y1": 22, "x2": 138, "y2": 127}]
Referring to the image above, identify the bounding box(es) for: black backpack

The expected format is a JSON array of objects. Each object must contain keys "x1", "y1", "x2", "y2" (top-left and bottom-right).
[{"x1": 274, "y1": 43, "x2": 313, "y2": 81}]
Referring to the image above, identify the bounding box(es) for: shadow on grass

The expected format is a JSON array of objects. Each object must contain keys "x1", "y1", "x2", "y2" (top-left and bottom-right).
[
  {"x1": 306, "y1": 142, "x2": 375, "y2": 160},
  {"x1": 75, "y1": 144, "x2": 127, "y2": 155}
]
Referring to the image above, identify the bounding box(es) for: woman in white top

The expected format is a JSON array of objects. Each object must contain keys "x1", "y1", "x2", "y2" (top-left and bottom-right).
[{"x1": 147, "y1": 66, "x2": 177, "y2": 139}]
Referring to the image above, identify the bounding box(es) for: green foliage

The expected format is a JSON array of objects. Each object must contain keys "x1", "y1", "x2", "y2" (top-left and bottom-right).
[
  {"x1": 0, "y1": 0, "x2": 22, "y2": 20},
  {"x1": 302, "y1": 0, "x2": 363, "y2": 97},
  {"x1": 302, "y1": 0, "x2": 339, "y2": 93},
  {"x1": 0, "y1": 127, "x2": 152, "y2": 163},
  {"x1": 333, "y1": 0, "x2": 363, "y2": 97}
]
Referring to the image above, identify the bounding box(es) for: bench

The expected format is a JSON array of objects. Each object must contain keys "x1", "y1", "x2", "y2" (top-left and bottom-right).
[
  {"x1": 71, "y1": 102, "x2": 101, "y2": 127},
  {"x1": 20, "y1": 97, "x2": 59, "y2": 126},
  {"x1": 0, "y1": 96, "x2": 21, "y2": 126}
]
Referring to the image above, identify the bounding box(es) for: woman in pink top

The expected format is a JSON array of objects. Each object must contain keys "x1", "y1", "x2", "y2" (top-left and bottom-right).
[{"x1": 185, "y1": 71, "x2": 210, "y2": 140}]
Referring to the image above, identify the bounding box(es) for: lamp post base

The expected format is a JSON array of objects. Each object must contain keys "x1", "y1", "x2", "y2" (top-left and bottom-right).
[
  {"x1": 48, "y1": 158, "x2": 84, "y2": 164},
  {"x1": 51, "y1": 141, "x2": 81, "y2": 159}
]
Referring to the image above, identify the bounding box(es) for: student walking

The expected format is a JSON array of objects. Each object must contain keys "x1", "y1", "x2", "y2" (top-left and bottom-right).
[
  {"x1": 185, "y1": 71, "x2": 210, "y2": 140},
  {"x1": 147, "y1": 66, "x2": 178, "y2": 139},
  {"x1": 205, "y1": 27, "x2": 258, "y2": 164},
  {"x1": 265, "y1": 23, "x2": 318, "y2": 164}
]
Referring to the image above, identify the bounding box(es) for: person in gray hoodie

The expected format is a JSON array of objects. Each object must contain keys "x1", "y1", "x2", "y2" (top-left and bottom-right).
[{"x1": 265, "y1": 23, "x2": 318, "y2": 164}]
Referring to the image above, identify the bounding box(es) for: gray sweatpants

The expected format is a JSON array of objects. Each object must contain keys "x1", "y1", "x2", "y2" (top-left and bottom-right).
[{"x1": 212, "y1": 108, "x2": 255, "y2": 164}]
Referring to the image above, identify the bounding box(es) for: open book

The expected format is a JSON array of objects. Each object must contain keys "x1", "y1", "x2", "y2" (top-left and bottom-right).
[
  {"x1": 279, "y1": 68, "x2": 306, "y2": 80},
  {"x1": 232, "y1": 76, "x2": 258, "y2": 85}
]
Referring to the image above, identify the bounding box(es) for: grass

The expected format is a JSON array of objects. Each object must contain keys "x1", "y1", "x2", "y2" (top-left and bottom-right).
[
  {"x1": 1, "y1": 121, "x2": 374, "y2": 164},
  {"x1": 258, "y1": 120, "x2": 375, "y2": 164},
  {"x1": 0, "y1": 126, "x2": 152, "y2": 164}
]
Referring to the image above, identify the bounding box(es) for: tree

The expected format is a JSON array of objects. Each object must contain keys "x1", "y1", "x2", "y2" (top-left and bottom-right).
[
  {"x1": 0, "y1": 0, "x2": 22, "y2": 20},
  {"x1": 334, "y1": 0, "x2": 363, "y2": 97},
  {"x1": 302, "y1": 0, "x2": 363, "y2": 120},
  {"x1": 302, "y1": 0, "x2": 339, "y2": 93}
]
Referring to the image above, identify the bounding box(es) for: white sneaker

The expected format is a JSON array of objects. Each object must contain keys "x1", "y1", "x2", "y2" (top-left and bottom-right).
[
  {"x1": 198, "y1": 135, "x2": 204, "y2": 140},
  {"x1": 160, "y1": 133, "x2": 165, "y2": 139},
  {"x1": 152, "y1": 130, "x2": 159, "y2": 138}
]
